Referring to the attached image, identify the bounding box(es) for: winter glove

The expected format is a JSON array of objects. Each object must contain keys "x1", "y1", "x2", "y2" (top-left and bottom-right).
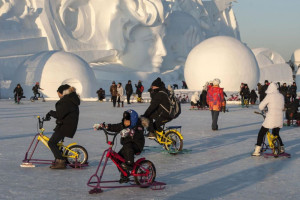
[
  {"x1": 140, "y1": 116, "x2": 150, "y2": 128},
  {"x1": 93, "y1": 123, "x2": 106, "y2": 130},
  {"x1": 45, "y1": 112, "x2": 51, "y2": 121},
  {"x1": 93, "y1": 124, "x2": 102, "y2": 130}
]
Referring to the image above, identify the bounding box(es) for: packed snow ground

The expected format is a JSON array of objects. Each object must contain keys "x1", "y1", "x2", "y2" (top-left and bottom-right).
[{"x1": 0, "y1": 100, "x2": 300, "y2": 200}]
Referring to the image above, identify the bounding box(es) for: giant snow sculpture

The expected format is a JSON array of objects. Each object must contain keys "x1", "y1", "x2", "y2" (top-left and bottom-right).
[
  {"x1": 184, "y1": 36, "x2": 259, "y2": 91},
  {"x1": 1, "y1": 0, "x2": 242, "y2": 98}
]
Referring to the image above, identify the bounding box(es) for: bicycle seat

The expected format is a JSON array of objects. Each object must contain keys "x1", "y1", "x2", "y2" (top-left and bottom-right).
[{"x1": 166, "y1": 126, "x2": 181, "y2": 130}]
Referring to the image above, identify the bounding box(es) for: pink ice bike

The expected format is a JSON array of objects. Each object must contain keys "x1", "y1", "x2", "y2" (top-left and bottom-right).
[{"x1": 87, "y1": 124, "x2": 166, "y2": 194}]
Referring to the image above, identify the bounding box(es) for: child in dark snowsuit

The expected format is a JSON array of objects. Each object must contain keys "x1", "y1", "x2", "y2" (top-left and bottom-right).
[
  {"x1": 94, "y1": 109, "x2": 145, "y2": 183},
  {"x1": 250, "y1": 90, "x2": 258, "y2": 105}
]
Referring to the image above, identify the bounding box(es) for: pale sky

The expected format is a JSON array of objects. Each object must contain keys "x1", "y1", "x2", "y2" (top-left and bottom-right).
[{"x1": 233, "y1": 0, "x2": 300, "y2": 61}]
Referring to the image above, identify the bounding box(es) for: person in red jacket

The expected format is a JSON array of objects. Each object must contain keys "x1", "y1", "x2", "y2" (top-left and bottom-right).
[{"x1": 206, "y1": 78, "x2": 226, "y2": 130}]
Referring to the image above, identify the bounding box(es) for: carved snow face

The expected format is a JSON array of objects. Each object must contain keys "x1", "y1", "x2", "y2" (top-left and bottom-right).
[{"x1": 119, "y1": 25, "x2": 166, "y2": 73}]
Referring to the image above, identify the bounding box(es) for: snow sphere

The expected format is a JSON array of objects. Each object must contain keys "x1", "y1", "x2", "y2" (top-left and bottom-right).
[
  {"x1": 184, "y1": 36, "x2": 259, "y2": 91},
  {"x1": 12, "y1": 51, "x2": 97, "y2": 98},
  {"x1": 296, "y1": 68, "x2": 300, "y2": 95}
]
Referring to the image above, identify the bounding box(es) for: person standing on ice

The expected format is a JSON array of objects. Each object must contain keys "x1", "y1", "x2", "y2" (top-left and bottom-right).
[
  {"x1": 252, "y1": 82, "x2": 285, "y2": 156},
  {"x1": 46, "y1": 84, "x2": 80, "y2": 169},
  {"x1": 190, "y1": 91, "x2": 200, "y2": 108},
  {"x1": 110, "y1": 81, "x2": 118, "y2": 107},
  {"x1": 117, "y1": 82, "x2": 125, "y2": 107},
  {"x1": 206, "y1": 78, "x2": 225, "y2": 131},
  {"x1": 125, "y1": 80, "x2": 133, "y2": 104}
]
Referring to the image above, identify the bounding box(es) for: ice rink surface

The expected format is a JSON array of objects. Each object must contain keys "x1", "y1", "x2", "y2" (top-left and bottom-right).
[{"x1": 0, "y1": 100, "x2": 299, "y2": 200}]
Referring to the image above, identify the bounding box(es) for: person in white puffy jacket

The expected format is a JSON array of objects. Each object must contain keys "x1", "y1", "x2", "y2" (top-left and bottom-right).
[
  {"x1": 252, "y1": 82, "x2": 285, "y2": 156},
  {"x1": 117, "y1": 83, "x2": 125, "y2": 107},
  {"x1": 190, "y1": 91, "x2": 200, "y2": 108}
]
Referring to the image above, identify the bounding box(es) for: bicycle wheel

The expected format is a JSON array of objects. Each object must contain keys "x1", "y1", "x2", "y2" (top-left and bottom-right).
[
  {"x1": 134, "y1": 160, "x2": 156, "y2": 187},
  {"x1": 272, "y1": 139, "x2": 280, "y2": 157},
  {"x1": 65, "y1": 145, "x2": 88, "y2": 167},
  {"x1": 164, "y1": 131, "x2": 183, "y2": 154}
]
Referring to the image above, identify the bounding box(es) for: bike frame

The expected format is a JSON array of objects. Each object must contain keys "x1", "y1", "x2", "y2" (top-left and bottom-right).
[
  {"x1": 87, "y1": 127, "x2": 165, "y2": 193},
  {"x1": 254, "y1": 112, "x2": 279, "y2": 152},
  {"x1": 154, "y1": 126, "x2": 183, "y2": 145},
  {"x1": 22, "y1": 116, "x2": 87, "y2": 168}
]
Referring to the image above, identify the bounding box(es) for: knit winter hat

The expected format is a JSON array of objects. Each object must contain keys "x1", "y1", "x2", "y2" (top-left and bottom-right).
[
  {"x1": 57, "y1": 84, "x2": 70, "y2": 94},
  {"x1": 213, "y1": 78, "x2": 221, "y2": 86},
  {"x1": 151, "y1": 77, "x2": 163, "y2": 87}
]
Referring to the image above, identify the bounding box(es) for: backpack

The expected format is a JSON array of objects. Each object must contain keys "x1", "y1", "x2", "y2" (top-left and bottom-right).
[
  {"x1": 159, "y1": 91, "x2": 181, "y2": 119},
  {"x1": 140, "y1": 85, "x2": 144, "y2": 93}
]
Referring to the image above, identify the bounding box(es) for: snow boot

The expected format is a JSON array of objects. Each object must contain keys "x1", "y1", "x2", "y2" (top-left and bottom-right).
[
  {"x1": 280, "y1": 146, "x2": 285, "y2": 154},
  {"x1": 122, "y1": 102, "x2": 124, "y2": 107},
  {"x1": 119, "y1": 174, "x2": 130, "y2": 184},
  {"x1": 147, "y1": 132, "x2": 156, "y2": 139},
  {"x1": 252, "y1": 145, "x2": 261, "y2": 156},
  {"x1": 50, "y1": 159, "x2": 66, "y2": 169},
  {"x1": 117, "y1": 103, "x2": 120, "y2": 107}
]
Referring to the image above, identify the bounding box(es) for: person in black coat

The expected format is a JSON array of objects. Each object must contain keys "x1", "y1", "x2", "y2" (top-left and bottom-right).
[
  {"x1": 96, "y1": 88, "x2": 105, "y2": 101},
  {"x1": 289, "y1": 82, "x2": 297, "y2": 102},
  {"x1": 240, "y1": 84, "x2": 250, "y2": 106},
  {"x1": 46, "y1": 84, "x2": 80, "y2": 169},
  {"x1": 279, "y1": 83, "x2": 288, "y2": 97},
  {"x1": 13, "y1": 83, "x2": 23, "y2": 103},
  {"x1": 125, "y1": 80, "x2": 133, "y2": 104},
  {"x1": 260, "y1": 80, "x2": 269, "y2": 101},
  {"x1": 32, "y1": 82, "x2": 43, "y2": 98},
  {"x1": 95, "y1": 109, "x2": 144, "y2": 183},
  {"x1": 143, "y1": 77, "x2": 171, "y2": 139},
  {"x1": 250, "y1": 89, "x2": 258, "y2": 104}
]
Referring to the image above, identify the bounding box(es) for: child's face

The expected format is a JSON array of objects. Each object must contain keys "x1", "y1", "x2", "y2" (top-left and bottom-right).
[{"x1": 124, "y1": 119, "x2": 131, "y2": 127}]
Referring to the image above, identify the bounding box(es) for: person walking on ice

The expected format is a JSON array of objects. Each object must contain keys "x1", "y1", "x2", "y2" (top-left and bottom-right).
[
  {"x1": 206, "y1": 78, "x2": 226, "y2": 131},
  {"x1": 252, "y1": 82, "x2": 285, "y2": 156}
]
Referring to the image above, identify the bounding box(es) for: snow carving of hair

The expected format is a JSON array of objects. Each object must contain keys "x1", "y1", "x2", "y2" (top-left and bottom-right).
[{"x1": 109, "y1": 0, "x2": 164, "y2": 53}]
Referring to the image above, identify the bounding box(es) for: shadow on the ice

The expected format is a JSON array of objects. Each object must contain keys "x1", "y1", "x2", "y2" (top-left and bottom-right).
[
  {"x1": 165, "y1": 159, "x2": 289, "y2": 200},
  {"x1": 220, "y1": 121, "x2": 261, "y2": 131},
  {"x1": 0, "y1": 132, "x2": 52, "y2": 141},
  {"x1": 186, "y1": 129, "x2": 257, "y2": 154}
]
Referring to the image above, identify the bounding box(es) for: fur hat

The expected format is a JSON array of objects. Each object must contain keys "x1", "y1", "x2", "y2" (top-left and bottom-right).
[
  {"x1": 57, "y1": 84, "x2": 70, "y2": 94},
  {"x1": 151, "y1": 77, "x2": 163, "y2": 87},
  {"x1": 213, "y1": 78, "x2": 220, "y2": 86}
]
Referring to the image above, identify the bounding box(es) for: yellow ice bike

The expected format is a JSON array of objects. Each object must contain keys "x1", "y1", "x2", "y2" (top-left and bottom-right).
[
  {"x1": 254, "y1": 111, "x2": 282, "y2": 157},
  {"x1": 147, "y1": 125, "x2": 183, "y2": 154},
  {"x1": 21, "y1": 116, "x2": 88, "y2": 168}
]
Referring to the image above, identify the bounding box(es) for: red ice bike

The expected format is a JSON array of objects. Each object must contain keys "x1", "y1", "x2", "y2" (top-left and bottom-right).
[{"x1": 87, "y1": 125, "x2": 166, "y2": 194}]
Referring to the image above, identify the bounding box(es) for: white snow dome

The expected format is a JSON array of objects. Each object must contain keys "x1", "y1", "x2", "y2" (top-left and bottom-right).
[
  {"x1": 184, "y1": 36, "x2": 259, "y2": 91},
  {"x1": 296, "y1": 68, "x2": 300, "y2": 95},
  {"x1": 291, "y1": 49, "x2": 300, "y2": 70},
  {"x1": 11, "y1": 51, "x2": 97, "y2": 98}
]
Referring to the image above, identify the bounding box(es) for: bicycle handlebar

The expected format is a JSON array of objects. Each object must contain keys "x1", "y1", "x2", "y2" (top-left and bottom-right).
[
  {"x1": 97, "y1": 123, "x2": 119, "y2": 145},
  {"x1": 254, "y1": 111, "x2": 265, "y2": 119}
]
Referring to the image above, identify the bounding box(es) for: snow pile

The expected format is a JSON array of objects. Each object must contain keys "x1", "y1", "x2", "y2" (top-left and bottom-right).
[{"x1": 184, "y1": 36, "x2": 259, "y2": 91}]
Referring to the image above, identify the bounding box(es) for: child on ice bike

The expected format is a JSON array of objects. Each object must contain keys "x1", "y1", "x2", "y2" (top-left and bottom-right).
[{"x1": 94, "y1": 109, "x2": 145, "y2": 183}]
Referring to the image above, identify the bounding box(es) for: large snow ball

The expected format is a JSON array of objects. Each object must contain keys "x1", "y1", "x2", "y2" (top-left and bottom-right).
[
  {"x1": 11, "y1": 51, "x2": 97, "y2": 98},
  {"x1": 296, "y1": 68, "x2": 300, "y2": 95},
  {"x1": 184, "y1": 36, "x2": 259, "y2": 91},
  {"x1": 291, "y1": 49, "x2": 300, "y2": 69}
]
